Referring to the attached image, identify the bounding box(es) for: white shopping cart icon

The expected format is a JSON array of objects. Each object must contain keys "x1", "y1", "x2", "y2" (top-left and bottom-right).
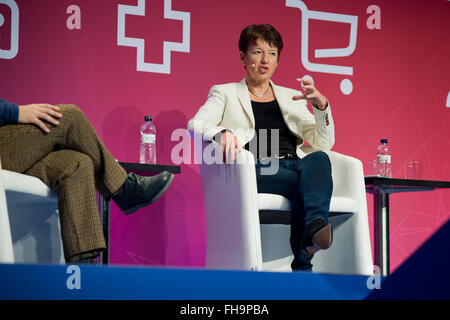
[
  {"x1": 0, "y1": 0, "x2": 19, "y2": 60},
  {"x1": 286, "y1": 0, "x2": 358, "y2": 95}
]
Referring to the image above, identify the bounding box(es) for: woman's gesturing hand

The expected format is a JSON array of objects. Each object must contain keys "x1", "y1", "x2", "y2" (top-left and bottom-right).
[
  {"x1": 18, "y1": 103, "x2": 63, "y2": 133},
  {"x1": 292, "y1": 78, "x2": 328, "y2": 110}
]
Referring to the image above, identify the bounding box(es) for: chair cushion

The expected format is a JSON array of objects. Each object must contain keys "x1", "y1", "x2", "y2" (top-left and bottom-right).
[
  {"x1": 258, "y1": 194, "x2": 358, "y2": 224},
  {"x1": 258, "y1": 193, "x2": 357, "y2": 212},
  {"x1": 2, "y1": 170, "x2": 57, "y2": 204},
  {"x1": 258, "y1": 193, "x2": 292, "y2": 211}
]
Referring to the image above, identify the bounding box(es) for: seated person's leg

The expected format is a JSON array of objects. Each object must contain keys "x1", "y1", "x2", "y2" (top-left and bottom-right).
[
  {"x1": 255, "y1": 160, "x2": 299, "y2": 199},
  {"x1": 256, "y1": 160, "x2": 312, "y2": 270},
  {"x1": 1, "y1": 104, "x2": 175, "y2": 262},
  {"x1": 297, "y1": 151, "x2": 333, "y2": 258},
  {"x1": 1, "y1": 103, "x2": 175, "y2": 215},
  {"x1": 25, "y1": 149, "x2": 105, "y2": 262},
  {"x1": 0, "y1": 103, "x2": 125, "y2": 184},
  {"x1": 53, "y1": 104, "x2": 128, "y2": 197},
  {"x1": 51, "y1": 104, "x2": 175, "y2": 211},
  {"x1": 0, "y1": 114, "x2": 65, "y2": 174}
]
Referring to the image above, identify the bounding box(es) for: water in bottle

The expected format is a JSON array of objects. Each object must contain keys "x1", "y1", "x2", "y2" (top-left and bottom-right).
[
  {"x1": 140, "y1": 115, "x2": 156, "y2": 164},
  {"x1": 377, "y1": 139, "x2": 391, "y2": 178}
]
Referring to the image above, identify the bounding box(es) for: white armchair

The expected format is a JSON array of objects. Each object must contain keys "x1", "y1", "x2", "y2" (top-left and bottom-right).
[
  {"x1": 198, "y1": 142, "x2": 373, "y2": 275},
  {"x1": 0, "y1": 162, "x2": 64, "y2": 264},
  {"x1": 0, "y1": 162, "x2": 14, "y2": 263}
]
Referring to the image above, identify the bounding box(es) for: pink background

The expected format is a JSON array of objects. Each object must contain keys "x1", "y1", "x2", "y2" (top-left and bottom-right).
[{"x1": 1, "y1": 0, "x2": 449, "y2": 272}]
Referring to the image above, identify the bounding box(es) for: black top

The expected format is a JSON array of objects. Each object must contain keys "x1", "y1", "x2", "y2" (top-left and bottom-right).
[{"x1": 245, "y1": 99, "x2": 298, "y2": 159}]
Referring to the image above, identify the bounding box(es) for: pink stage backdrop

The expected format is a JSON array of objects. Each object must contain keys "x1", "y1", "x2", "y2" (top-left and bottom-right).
[{"x1": 1, "y1": 0, "x2": 449, "y2": 272}]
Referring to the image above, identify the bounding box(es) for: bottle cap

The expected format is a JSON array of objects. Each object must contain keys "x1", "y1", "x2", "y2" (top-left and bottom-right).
[
  {"x1": 381, "y1": 139, "x2": 388, "y2": 144},
  {"x1": 145, "y1": 115, "x2": 152, "y2": 122}
]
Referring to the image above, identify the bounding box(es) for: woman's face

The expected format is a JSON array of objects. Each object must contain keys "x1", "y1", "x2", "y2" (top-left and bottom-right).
[{"x1": 240, "y1": 38, "x2": 279, "y2": 83}]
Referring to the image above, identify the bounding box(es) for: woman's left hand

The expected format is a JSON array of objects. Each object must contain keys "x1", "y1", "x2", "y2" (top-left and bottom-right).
[{"x1": 292, "y1": 78, "x2": 328, "y2": 110}]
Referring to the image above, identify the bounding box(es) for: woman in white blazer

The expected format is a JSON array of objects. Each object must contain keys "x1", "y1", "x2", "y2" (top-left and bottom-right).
[{"x1": 188, "y1": 24, "x2": 335, "y2": 271}]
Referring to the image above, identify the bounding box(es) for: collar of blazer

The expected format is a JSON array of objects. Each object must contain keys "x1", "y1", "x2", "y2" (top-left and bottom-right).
[{"x1": 237, "y1": 78, "x2": 292, "y2": 129}]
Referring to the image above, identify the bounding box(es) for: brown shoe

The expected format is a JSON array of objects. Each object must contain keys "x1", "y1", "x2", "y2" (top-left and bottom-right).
[{"x1": 305, "y1": 223, "x2": 333, "y2": 259}]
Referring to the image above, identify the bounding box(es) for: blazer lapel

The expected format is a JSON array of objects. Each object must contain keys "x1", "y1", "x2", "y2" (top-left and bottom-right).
[{"x1": 237, "y1": 79, "x2": 255, "y2": 128}]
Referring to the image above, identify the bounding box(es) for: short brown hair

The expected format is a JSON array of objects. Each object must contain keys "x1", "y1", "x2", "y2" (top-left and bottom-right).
[{"x1": 238, "y1": 24, "x2": 283, "y2": 60}]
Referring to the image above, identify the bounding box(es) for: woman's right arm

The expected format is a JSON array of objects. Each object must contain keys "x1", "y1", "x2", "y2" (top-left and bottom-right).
[
  {"x1": 187, "y1": 85, "x2": 228, "y2": 141},
  {"x1": 187, "y1": 85, "x2": 242, "y2": 162}
]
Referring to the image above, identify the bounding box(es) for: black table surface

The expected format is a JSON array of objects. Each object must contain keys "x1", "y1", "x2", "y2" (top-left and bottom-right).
[
  {"x1": 119, "y1": 162, "x2": 181, "y2": 174},
  {"x1": 365, "y1": 176, "x2": 450, "y2": 189}
]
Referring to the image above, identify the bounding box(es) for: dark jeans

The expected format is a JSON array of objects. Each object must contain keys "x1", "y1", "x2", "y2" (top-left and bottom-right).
[{"x1": 255, "y1": 151, "x2": 333, "y2": 271}]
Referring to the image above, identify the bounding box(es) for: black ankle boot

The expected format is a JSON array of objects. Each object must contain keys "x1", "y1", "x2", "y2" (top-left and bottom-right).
[{"x1": 112, "y1": 171, "x2": 174, "y2": 215}]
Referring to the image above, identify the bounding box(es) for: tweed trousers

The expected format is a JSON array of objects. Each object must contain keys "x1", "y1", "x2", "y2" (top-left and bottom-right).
[{"x1": 0, "y1": 104, "x2": 128, "y2": 260}]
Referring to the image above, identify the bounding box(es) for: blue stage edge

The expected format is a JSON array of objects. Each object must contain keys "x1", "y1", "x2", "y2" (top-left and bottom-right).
[
  {"x1": 1, "y1": 220, "x2": 448, "y2": 300},
  {"x1": 0, "y1": 263, "x2": 374, "y2": 300}
]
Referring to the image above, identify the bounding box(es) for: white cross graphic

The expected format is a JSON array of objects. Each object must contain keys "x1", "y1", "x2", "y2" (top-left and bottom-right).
[{"x1": 117, "y1": 0, "x2": 190, "y2": 74}]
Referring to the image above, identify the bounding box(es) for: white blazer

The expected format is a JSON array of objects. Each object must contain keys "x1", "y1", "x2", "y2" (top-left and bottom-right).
[{"x1": 187, "y1": 78, "x2": 335, "y2": 159}]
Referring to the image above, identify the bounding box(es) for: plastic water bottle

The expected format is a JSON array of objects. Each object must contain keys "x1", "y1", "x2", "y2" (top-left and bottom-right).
[
  {"x1": 377, "y1": 139, "x2": 391, "y2": 178},
  {"x1": 140, "y1": 116, "x2": 156, "y2": 164}
]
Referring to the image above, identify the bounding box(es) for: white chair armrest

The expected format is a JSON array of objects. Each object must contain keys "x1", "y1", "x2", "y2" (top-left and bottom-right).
[
  {"x1": 198, "y1": 142, "x2": 262, "y2": 270},
  {"x1": 0, "y1": 164, "x2": 15, "y2": 263},
  {"x1": 2, "y1": 170, "x2": 57, "y2": 204},
  {"x1": 1, "y1": 166, "x2": 62, "y2": 264}
]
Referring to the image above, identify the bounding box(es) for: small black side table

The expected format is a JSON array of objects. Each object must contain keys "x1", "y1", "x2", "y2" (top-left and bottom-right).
[
  {"x1": 99, "y1": 162, "x2": 181, "y2": 264},
  {"x1": 365, "y1": 177, "x2": 450, "y2": 276}
]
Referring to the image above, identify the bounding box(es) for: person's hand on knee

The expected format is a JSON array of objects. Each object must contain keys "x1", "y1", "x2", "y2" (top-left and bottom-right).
[{"x1": 18, "y1": 103, "x2": 63, "y2": 133}]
